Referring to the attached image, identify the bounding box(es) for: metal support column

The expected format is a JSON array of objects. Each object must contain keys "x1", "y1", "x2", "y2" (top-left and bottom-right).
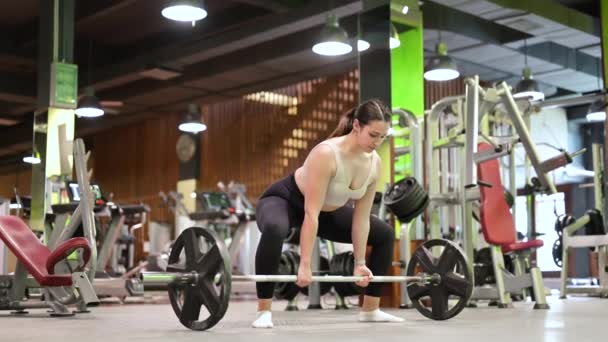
[
  {"x1": 31, "y1": 0, "x2": 77, "y2": 233},
  {"x1": 462, "y1": 77, "x2": 479, "y2": 279}
]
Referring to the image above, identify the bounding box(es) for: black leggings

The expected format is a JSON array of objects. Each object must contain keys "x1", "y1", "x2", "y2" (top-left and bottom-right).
[{"x1": 255, "y1": 174, "x2": 395, "y2": 298}]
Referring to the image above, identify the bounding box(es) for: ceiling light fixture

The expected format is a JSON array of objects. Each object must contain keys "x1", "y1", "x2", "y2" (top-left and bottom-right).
[
  {"x1": 75, "y1": 87, "x2": 104, "y2": 118},
  {"x1": 23, "y1": 151, "x2": 41, "y2": 165},
  {"x1": 586, "y1": 98, "x2": 607, "y2": 122},
  {"x1": 178, "y1": 104, "x2": 207, "y2": 133},
  {"x1": 424, "y1": 42, "x2": 459, "y2": 81},
  {"x1": 312, "y1": 14, "x2": 352, "y2": 56},
  {"x1": 162, "y1": 0, "x2": 208, "y2": 22},
  {"x1": 513, "y1": 39, "x2": 544, "y2": 101},
  {"x1": 389, "y1": 23, "x2": 400, "y2": 49}
]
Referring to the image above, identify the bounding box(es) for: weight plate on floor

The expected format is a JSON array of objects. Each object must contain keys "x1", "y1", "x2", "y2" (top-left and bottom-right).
[
  {"x1": 330, "y1": 252, "x2": 363, "y2": 297},
  {"x1": 274, "y1": 250, "x2": 301, "y2": 300},
  {"x1": 166, "y1": 227, "x2": 232, "y2": 331},
  {"x1": 300, "y1": 256, "x2": 332, "y2": 296},
  {"x1": 406, "y1": 239, "x2": 472, "y2": 320}
]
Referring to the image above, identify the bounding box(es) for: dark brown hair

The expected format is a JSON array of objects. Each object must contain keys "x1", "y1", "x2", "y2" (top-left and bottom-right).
[{"x1": 328, "y1": 98, "x2": 392, "y2": 138}]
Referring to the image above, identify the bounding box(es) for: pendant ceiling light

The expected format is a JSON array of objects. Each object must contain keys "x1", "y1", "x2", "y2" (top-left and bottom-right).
[
  {"x1": 178, "y1": 104, "x2": 207, "y2": 133},
  {"x1": 357, "y1": 23, "x2": 400, "y2": 52},
  {"x1": 389, "y1": 23, "x2": 400, "y2": 49},
  {"x1": 162, "y1": 0, "x2": 208, "y2": 22},
  {"x1": 513, "y1": 39, "x2": 544, "y2": 101},
  {"x1": 312, "y1": 14, "x2": 352, "y2": 56},
  {"x1": 75, "y1": 87, "x2": 104, "y2": 118},
  {"x1": 586, "y1": 97, "x2": 607, "y2": 122},
  {"x1": 424, "y1": 42, "x2": 459, "y2": 81}
]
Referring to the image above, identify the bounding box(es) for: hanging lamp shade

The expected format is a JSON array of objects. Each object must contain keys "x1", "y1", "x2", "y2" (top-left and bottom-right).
[
  {"x1": 357, "y1": 23, "x2": 400, "y2": 51},
  {"x1": 312, "y1": 15, "x2": 352, "y2": 56},
  {"x1": 178, "y1": 104, "x2": 207, "y2": 133},
  {"x1": 586, "y1": 98, "x2": 607, "y2": 122},
  {"x1": 23, "y1": 151, "x2": 41, "y2": 165},
  {"x1": 357, "y1": 39, "x2": 370, "y2": 52},
  {"x1": 513, "y1": 67, "x2": 544, "y2": 101},
  {"x1": 424, "y1": 42, "x2": 459, "y2": 81},
  {"x1": 389, "y1": 23, "x2": 400, "y2": 49},
  {"x1": 75, "y1": 87, "x2": 104, "y2": 118}
]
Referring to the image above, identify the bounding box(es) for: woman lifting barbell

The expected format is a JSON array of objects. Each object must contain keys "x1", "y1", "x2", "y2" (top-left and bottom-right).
[{"x1": 253, "y1": 98, "x2": 403, "y2": 328}]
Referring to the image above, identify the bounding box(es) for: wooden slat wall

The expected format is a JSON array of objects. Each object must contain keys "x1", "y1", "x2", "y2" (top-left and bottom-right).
[
  {"x1": 90, "y1": 113, "x2": 181, "y2": 225},
  {"x1": 0, "y1": 167, "x2": 32, "y2": 200},
  {"x1": 424, "y1": 77, "x2": 467, "y2": 109},
  {"x1": 199, "y1": 70, "x2": 359, "y2": 200}
]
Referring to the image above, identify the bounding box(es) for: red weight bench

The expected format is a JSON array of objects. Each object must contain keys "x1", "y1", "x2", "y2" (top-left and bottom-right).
[
  {"x1": 0, "y1": 215, "x2": 91, "y2": 287},
  {"x1": 477, "y1": 142, "x2": 549, "y2": 309}
]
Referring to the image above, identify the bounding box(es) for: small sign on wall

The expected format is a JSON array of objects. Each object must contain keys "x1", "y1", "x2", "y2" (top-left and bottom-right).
[{"x1": 50, "y1": 62, "x2": 78, "y2": 109}]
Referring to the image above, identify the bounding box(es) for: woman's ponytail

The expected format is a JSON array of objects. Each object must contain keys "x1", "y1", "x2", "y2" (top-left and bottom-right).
[{"x1": 328, "y1": 106, "x2": 356, "y2": 138}]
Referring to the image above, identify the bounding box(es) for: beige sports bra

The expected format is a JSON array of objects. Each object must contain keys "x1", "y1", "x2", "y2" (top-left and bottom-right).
[{"x1": 318, "y1": 141, "x2": 376, "y2": 207}]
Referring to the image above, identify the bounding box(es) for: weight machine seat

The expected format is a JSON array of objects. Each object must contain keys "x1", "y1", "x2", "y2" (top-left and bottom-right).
[
  {"x1": 0, "y1": 216, "x2": 91, "y2": 287},
  {"x1": 502, "y1": 240, "x2": 544, "y2": 253},
  {"x1": 477, "y1": 143, "x2": 544, "y2": 252}
]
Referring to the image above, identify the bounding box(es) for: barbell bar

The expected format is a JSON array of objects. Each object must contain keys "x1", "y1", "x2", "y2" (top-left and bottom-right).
[{"x1": 141, "y1": 272, "x2": 441, "y2": 285}]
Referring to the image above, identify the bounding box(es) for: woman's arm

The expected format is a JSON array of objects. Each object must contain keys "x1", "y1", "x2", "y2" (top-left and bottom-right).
[
  {"x1": 298, "y1": 145, "x2": 335, "y2": 284},
  {"x1": 352, "y1": 154, "x2": 382, "y2": 266}
]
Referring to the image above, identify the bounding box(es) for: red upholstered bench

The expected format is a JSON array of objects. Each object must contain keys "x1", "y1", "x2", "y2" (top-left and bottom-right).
[
  {"x1": 477, "y1": 143, "x2": 544, "y2": 252},
  {"x1": 0, "y1": 216, "x2": 91, "y2": 287}
]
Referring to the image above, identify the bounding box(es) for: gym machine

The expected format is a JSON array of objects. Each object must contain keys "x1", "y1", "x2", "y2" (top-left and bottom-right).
[
  {"x1": 0, "y1": 197, "x2": 8, "y2": 275},
  {"x1": 425, "y1": 76, "x2": 582, "y2": 308},
  {"x1": 555, "y1": 143, "x2": 608, "y2": 298},
  {"x1": 389, "y1": 108, "x2": 424, "y2": 308},
  {"x1": 0, "y1": 139, "x2": 99, "y2": 316},
  {"x1": 65, "y1": 181, "x2": 147, "y2": 299}
]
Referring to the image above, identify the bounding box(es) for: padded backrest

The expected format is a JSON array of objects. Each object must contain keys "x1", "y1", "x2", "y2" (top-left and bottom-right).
[
  {"x1": 477, "y1": 143, "x2": 516, "y2": 245},
  {"x1": 0, "y1": 215, "x2": 51, "y2": 282}
]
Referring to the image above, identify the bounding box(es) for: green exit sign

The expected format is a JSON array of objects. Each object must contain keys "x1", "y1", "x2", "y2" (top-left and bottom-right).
[{"x1": 50, "y1": 62, "x2": 78, "y2": 109}]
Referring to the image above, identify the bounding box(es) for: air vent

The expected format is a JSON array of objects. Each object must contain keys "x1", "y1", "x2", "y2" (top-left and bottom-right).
[
  {"x1": 139, "y1": 66, "x2": 182, "y2": 80},
  {"x1": 502, "y1": 18, "x2": 543, "y2": 32}
]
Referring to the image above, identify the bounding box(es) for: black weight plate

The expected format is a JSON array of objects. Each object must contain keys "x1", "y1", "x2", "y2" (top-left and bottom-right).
[
  {"x1": 385, "y1": 178, "x2": 425, "y2": 212},
  {"x1": 384, "y1": 177, "x2": 429, "y2": 223},
  {"x1": 585, "y1": 209, "x2": 605, "y2": 236},
  {"x1": 552, "y1": 239, "x2": 563, "y2": 268},
  {"x1": 393, "y1": 182, "x2": 424, "y2": 207},
  {"x1": 399, "y1": 194, "x2": 430, "y2": 223},
  {"x1": 342, "y1": 251, "x2": 363, "y2": 297},
  {"x1": 329, "y1": 253, "x2": 346, "y2": 297},
  {"x1": 330, "y1": 252, "x2": 351, "y2": 297},
  {"x1": 555, "y1": 215, "x2": 575, "y2": 237},
  {"x1": 330, "y1": 252, "x2": 362, "y2": 297},
  {"x1": 384, "y1": 177, "x2": 418, "y2": 204},
  {"x1": 274, "y1": 251, "x2": 299, "y2": 300},
  {"x1": 300, "y1": 256, "x2": 332, "y2": 296},
  {"x1": 406, "y1": 239, "x2": 472, "y2": 321},
  {"x1": 283, "y1": 250, "x2": 302, "y2": 299},
  {"x1": 166, "y1": 227, "x2": 232, "y2": 331}
]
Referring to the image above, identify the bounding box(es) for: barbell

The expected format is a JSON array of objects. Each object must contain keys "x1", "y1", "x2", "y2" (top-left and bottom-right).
[{"x1": 141, "y1": 227, "x2": 473, "y2": 331}]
